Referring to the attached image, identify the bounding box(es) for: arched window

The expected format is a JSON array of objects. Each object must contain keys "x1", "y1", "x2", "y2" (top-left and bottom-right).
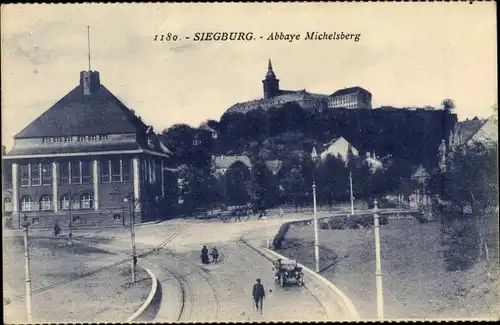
[
  {"x1": 21, "y1": 196, "x2": 33, "y2": 211},
  {"x1": 3, "y1": 197, "x2": 12, "y2": 211},
  {"x1": 80, "y1": 194, "x2": 93, "y2": 209},
  {"x1": 60, "y1": 195, "x2": 70, "y2": 210},
  {"x1": 40, "y1": 195, "x2": 52, "y2": 211}
]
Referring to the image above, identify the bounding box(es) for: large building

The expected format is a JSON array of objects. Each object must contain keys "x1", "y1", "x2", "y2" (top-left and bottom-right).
[
  {"x1": 226, "y1": 59, "x2": 372, "y2": 114},
  {"x1": 2, "y1": 70, "x2": 173, "y2": 229}
]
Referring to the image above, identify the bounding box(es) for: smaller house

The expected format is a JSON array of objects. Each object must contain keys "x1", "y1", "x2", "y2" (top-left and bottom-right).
[
  {"x1": 212, "y1": 155, "x2": 252, "y2": 178},
  {"x1": 449, "y1": 117, "x2": 497, "y2": 150},
  {"x1": 320, "y1": 137, "x2": 359, "y2": 163},
  {"x1": 199, "y1": 122, "x2": 219, "y2": 140},
  {"x1": 411, "y1": 165, "x2": 431, "y2": 185},
  {"x1": 364, "y1": 152, "x2": 384, "y2": 173},
  {"x1": 264, "y1": 160, "x2": 283, "y2": 175}
]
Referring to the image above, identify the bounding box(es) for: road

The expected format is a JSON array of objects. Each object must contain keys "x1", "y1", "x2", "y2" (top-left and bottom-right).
[{"x1": 5, "y1": 208, "x2": 404, "y2": 322}]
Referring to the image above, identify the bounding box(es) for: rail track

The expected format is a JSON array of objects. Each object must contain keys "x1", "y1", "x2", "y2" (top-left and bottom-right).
[{"x1": 7, "y1": 222, "x2": 191, "y2": 303}]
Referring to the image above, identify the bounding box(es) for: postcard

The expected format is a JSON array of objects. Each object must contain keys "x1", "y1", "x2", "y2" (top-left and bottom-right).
[{"x1": 2, "y1": 2, "x2": 498, "y2": 323}]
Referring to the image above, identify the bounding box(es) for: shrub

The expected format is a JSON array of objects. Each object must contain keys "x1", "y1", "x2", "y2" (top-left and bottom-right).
[
  {"x1": 320, "y1": 222, "x2": 330, "y2": 230},
  {"x1": 327, "y1": 216, "x2": 348, "y2": 229}
]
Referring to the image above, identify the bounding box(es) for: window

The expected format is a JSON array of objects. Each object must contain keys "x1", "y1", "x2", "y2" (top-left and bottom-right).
[
  {"x1": 60, "y1": 162, "x2": 70, "y2": 185},
  {"x1": 122, "y1": 158, "x2": 132, "y2": 182},
  {"x1": 88, "y1": 135, "x2": 97, "y2": 141},
  {"x1": 42, "y1": 163, "x2": 52, "y2": 185},
  {"x1": 82, "y1": 161, "x2": 92, "y2": 184},
  {"x1": 20, "y1": 165, "x2": 30, "y2": 187},
  {"x1": 21, "y1": 196, "x2": 34, "y2": 211},
  {"x1": 4, "y1": 197, "x2": 12, "y2": 211},
  {"x1": 100, "y1": 160, "x2": 111, "y2": 183},
  {"x1": 81, "y1": 194, "x2": 93, "y2": 209},
  {"x1": 72, "y1": 215, "x2": 80, "y2": 222},
  {"x1": 40, "y1": 195, "x2": 52, "y2": 211},
  {"x1": 54, "y1": 137, "x2": 62, "y2": 143},
  {"x1": 151, "y1": 160, "x2": 157, "y2": 183},
  {"x1": 77, "y1": 136, "x2": 86, "y2": 142},
  {"x1": 64, "y1": 136, "x2": 73, "y2": 143},
  {"x1": 71, "y1": 161, "x2": 82, "y2": 184},
  {"x1": 113, "y1": 214, "x2": 121, "y2": 220},
  {"x1": 60, "y1": 195, "x2": 70, "y2": 210},
  {"x1": 111, "y1": 159, "x2": 121, "y2": 182},
  {"x1": 99, "y1": 134, "x2": 108, "y2": 141},
  {"x1": 32, "y1": 217, "x2": 40, "y2": 225}
]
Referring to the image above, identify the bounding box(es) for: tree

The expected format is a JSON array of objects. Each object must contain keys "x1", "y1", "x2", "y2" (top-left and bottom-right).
[{"x1": 441, "y1": 98, "x2": 456, "y2": 112}]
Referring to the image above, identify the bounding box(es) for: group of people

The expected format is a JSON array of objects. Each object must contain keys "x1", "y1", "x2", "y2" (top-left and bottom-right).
[{"x1": 200, "y1": 245, "x2": 219, "y2": 264}]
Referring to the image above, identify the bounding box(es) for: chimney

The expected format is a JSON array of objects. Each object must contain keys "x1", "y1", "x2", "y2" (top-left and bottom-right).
[{"x1": 80, "y1": 71, "x2": 101, "y2": 95}]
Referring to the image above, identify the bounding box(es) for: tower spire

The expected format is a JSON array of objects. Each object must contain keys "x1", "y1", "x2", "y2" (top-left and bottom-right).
[
  {"x1": 87, "y1": 25, "x2": 91, "y2": 71},
  {"x1": 268, "y1": 58, "x2": 273, "y2": 71}
]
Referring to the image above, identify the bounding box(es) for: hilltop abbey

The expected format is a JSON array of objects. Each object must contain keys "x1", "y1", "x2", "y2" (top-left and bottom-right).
[{"x1": 226, "y1": 59, "x2": 372, "y2": 115}]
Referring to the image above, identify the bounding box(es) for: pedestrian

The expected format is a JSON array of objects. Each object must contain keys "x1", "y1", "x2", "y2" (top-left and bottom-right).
[
  {"x1": 201, "y1": 245, "x2": 209, "y2": 264},
  {"x1": 211, "y1": 246, "x2": 219, "y2": 263},
  {"x1": 252, "y1": 278, "x2": 265, "y2": 314},
  {"x1": 278, "y1": 208, "x2": 284, "y2": 219},
  {"x1": 54, "y1": 222, "x2": 61, "y2": 237}
]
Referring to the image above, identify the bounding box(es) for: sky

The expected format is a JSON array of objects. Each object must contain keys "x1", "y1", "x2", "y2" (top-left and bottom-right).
[{"x1": 1, "y1": 2, "x2": 497, "y2": 150}]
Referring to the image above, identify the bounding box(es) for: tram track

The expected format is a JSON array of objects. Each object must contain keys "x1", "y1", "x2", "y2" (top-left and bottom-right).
[{"x1": 7, "y1": 222, "x2": 191, "y2": 302}]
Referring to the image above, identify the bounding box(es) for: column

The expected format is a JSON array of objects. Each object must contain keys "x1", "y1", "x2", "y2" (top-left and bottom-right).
[
  {"x1": 93, "y1": 160, "x2": 99, "y2": 210},
  {"x1": 12, "y1": 163, "x2": 19, "y2": 214},
  {"x1": 52, "y1": 162, "x2": 58, "y2": 212},
  {"x1": 132, "y1": 157, "x2": 141, "y2": 212},
  {"x1": 161, "y1": 159, "x2": 165, "y2": 197}
]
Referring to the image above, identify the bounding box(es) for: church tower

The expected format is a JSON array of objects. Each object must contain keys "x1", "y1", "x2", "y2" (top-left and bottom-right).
[{"x1": 262, "y1": 59, "x2": 280, "y2": 99}]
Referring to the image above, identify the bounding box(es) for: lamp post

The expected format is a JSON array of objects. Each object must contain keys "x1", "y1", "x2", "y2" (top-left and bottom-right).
[
  {"x1": 349, "y1": 171, "x2": 355, "y2": 216},
  {"x1": 21, "y1": 216, "x2": 33, "y2": 323},
  {"x1": 67, "y1": 189, "x2": 78, "y2": 246},
  {"x1": 155, "y1": 196, "x2": 159, "y2": 223},
  {"x1": 312, "y1": 182, "x2": 320, "y2": 273},
  {"x1": 373, "y1": 199, "x2": 384, "y2": 319},
  {"x1": 124, "y1": 194, "x2": 138, "y2": 284}
]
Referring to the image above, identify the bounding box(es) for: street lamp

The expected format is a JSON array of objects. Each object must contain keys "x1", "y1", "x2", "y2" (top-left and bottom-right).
[
  {"x1": 349, "y1": 171, "x2": 355, "y2": 216},
  {"x1": 21, "y1": 216, "x2": 33, "y2": 323},
  {"x1": 373, "y1": 199, "x2": 384, "y2": 319},
  {"x1": 155, "y1": 196, "x2": 160, "y2": 223},
  {"x1": 67, "y1": 189, "x2": 79, "y2": 246},
  {"x1": 312, "y1": 182, "x2": 320, "y2": 273},
  {"x1": 124, "y1": 194, "x2": 139, "y2": 284}
]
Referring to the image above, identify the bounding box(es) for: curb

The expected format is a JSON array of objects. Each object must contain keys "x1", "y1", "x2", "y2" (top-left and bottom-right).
[
  {"x1": 262, "y1": 247, "x2": 360, "y2": 320},
  {"x1": 126, "y1": 265, "x2": 162, "y2": 323}
]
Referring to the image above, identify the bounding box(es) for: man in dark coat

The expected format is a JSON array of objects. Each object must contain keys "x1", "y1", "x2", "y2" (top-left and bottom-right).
[{"x1": 252, "y1": 278, "x2": 265, "y2": 314}]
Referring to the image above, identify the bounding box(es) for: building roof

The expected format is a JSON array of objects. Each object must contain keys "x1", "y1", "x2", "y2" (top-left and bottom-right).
[
  {"x1": 213, "y1": 155, "x2": 252, "y2": 170},
  {"x1": 15, "y1": 74, "x2": 148, "y2": 139},
  {"x1": 451, "y1": 118, "x2": 487, "y2": 148},
  {"x1": 411, "y1": 165, "x2": 430, "y2": 179},
  {"x1": 264, "y1": 159, "x2": 283, "y2": 175},
  {"x1": 330, "y1": 86, "x2": 370, "y2": 97}
]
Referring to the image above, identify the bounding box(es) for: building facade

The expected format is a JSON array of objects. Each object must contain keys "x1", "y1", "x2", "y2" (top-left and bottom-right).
[
  {"x1": 2, "y1": 70, "x2": 173, "y2": 229},
  {"x1": 226, "y1": 59, "x2": 371, "y2": 114},
  {"x1": 328, "y1": 87, "x2": 372, "y2": 109}
]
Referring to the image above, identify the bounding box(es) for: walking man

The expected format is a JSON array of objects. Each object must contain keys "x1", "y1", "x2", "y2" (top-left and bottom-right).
[{"x1": 252, "y1": 278, "x2": 265, "y2": 314}]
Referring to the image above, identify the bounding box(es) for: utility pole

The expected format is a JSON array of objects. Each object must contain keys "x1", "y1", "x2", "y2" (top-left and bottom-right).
[
  {"x1": 349, "y1": 171, "x2": 355, "y2": 215},
  {"x1": 373, "y1": 199, "x2": 384, "y2": 319},
  {"x1": 22, "y1": 216, "x2": 33, "y2": 323},
  {"x1": 312, "y1": 182, "x2": 320, "y2": 273},
  {"x1": 125, "y1": 195, "x2": 137, "y2": 284}
]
